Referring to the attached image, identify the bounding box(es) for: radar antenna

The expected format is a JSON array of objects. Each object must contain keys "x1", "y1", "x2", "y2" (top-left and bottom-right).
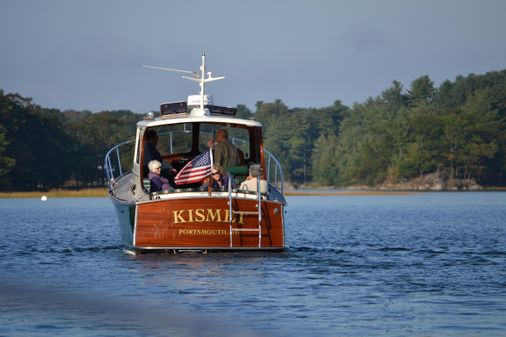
[{"x1": 140, "y1": 54, "x2": 224, "y2": 115}]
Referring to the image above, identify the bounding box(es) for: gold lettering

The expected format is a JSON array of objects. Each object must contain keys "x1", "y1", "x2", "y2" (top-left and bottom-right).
[
  {"x1": 223, "y1": 209, "x2": 236, "y2": 223},
  {"x1": 205, "y1": 209, "x2": 222, "y2": 222},
  {"x1": 195, "y1": 209, "x2": 205, "y2": 222},
  {"x1": 173, "y1": 208, "x2": 249, "y2": 224},
  {"x1": 178, "y1": 228, "x2": 235, "y2": 236},
  {"x1": 173, "y1": 210, "x2": 186, "y2": 224}
]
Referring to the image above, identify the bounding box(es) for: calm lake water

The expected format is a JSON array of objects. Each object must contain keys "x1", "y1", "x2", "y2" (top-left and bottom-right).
[{"x1": 0, "y1": 192, "x2": 505, "y2": 337}]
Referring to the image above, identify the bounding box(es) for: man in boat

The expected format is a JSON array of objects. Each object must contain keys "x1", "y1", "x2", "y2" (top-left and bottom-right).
[
  {"x1": 210, "y1": 129, "x2": 240, "y2": 169},
  {"x1": 143, "y1": 129, "x2": 163, "y2": 166}
]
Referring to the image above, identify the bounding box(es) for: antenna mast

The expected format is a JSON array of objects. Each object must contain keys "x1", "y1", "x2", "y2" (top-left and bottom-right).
[
  {"x1": 200, "y1": 54, "x2": 206, "y2": 112},
  {"x1": 182, "y1": 54, "x2": 225, "y2": 114},
  {"x1": 141, "y1": 54, "x2": 224, "y2": 116}
]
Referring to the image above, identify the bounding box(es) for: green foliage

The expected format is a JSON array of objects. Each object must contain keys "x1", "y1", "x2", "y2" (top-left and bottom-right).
[
  {"x1": 0, "y1": 92, "x2": 76, "y2": 189},
  {"x1": 0, "y1": 91, "x2": 141, "y2": 190},
  {"x1": 235, "y1": 104, "x2": 252, "y2": 119},
  {"x1": 0, "y1": 92, "x2": 16, "y2": 182},
  {"x1": 441, "y1": 90, "x2": 498, "y2": 179},
  {"x1": 408, "y1": 75, "x2": 435, "y2": 106},
  {"x1": 331, "y1": 70, "x2": 506, "y2": 186},
  {"x1": 0, "y1": 124, "x2": 15, "y2": 179},
  {"x1": 401, "y1": 103, "x2": 445, "y2": 177},
  {"x1": 257, "y1": 70, "x2": 506, "y2": 187},
  {"x1": 63, "y1": 109, "x2": 139, "y2": 186},
  {"x1": 254, "y1": 100, "x2": 345, "y2": 184}
]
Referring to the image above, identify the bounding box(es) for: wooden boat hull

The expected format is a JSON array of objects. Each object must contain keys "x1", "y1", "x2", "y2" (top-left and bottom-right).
[{"x1": 112, "y1": 195, "x2": 285, "y2": 251}]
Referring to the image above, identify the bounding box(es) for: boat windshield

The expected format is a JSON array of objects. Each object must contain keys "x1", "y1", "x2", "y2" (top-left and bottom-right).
[
  {"x1": 157, "y1": 123, "x2": 193, "y2": 155},
  {"x1": 198, "y1": 123, "x2": 250, "y2": 160}
]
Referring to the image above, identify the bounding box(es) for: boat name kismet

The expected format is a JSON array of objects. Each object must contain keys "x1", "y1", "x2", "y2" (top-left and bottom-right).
[{"x1": 172, "y1": 208, "x2": 246, "y2": 224}]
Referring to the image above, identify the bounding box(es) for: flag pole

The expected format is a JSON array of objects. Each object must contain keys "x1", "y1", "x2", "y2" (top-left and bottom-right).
[{"x1": 208, "y1": 135, "x2": 214, "y2": 197}]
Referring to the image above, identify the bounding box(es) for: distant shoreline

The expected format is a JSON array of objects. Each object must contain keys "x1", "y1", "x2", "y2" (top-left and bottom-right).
[
  {"x1": 285, "y1": 190, "x2": 417, "y2": 196},
  {"x1": 0, "y1": 188, "x2": 109, "y2": 199},
  {"x1": 285, "y1": 188, "x2": 506, "y2": 196},
  {"x1": 0, "y1": 187, "x2": 505, "y2": 198}
]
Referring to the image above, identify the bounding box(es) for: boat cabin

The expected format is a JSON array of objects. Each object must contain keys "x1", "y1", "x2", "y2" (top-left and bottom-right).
[{"x1": 135, "y1": 105, "x2": 265, "y2": 194}]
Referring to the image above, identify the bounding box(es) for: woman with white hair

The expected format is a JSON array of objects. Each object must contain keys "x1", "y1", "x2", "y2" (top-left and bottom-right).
[
  {"x1": 239, "y1": 164, "x2": 267, "y2": 193},
  {"x1": 148, "y1": 160, "x2": 170, "y2": 193}
]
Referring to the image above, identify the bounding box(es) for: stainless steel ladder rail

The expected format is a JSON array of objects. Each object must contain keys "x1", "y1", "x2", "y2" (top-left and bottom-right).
[
  {"x1": 228, "y1": 177, "x2": 233, "y2": 246},
  {"x1": 228, "y1": 175, "x2": 262, "y2": 248}
]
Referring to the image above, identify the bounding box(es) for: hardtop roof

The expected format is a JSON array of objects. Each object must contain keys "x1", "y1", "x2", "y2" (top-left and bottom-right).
[{"x1": 137, "y1": 114, "x2": 262, "y2": 128}]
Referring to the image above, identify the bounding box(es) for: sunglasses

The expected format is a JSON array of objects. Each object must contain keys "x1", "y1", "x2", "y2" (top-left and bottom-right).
[{"x1": 212, "y1": 172, "x2": 220, "y2": 175}]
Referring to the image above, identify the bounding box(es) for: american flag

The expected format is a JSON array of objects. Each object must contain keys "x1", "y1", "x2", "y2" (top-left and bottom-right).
[{"x1": 174, "y1": 150, "x2": 212, "y2": 185}]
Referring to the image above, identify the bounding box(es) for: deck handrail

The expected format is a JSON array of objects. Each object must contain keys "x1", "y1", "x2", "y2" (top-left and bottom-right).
[
  {"x1": 104, "y1": 139, "x2": 134, "y2": 189},
  {"x1": 264, "y1": 149, "x2": 284, "y2": 195},
  {"x1": 104, "y1": 137, "x2": 284, "y2": 195}
]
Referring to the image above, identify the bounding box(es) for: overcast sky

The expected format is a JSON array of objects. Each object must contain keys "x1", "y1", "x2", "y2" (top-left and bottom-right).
[{"x1": 1, "y1": 0, "x2": 505, "y2": 113}]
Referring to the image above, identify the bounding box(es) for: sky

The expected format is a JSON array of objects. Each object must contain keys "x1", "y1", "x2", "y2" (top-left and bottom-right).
[{"x1": 1, "y1": 0, "x2": 506, "y2": 113}]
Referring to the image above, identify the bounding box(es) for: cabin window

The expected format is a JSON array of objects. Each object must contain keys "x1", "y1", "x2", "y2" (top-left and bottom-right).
[
  {"x1": 229, "y1": 128, "x2": 250, "y2": 160},
  {"x1": 155, "y1": 123, "x2": 193, "y2": 155},
  {"x1": 198, "y1": 123, "x2": 250, "y2": 160}
]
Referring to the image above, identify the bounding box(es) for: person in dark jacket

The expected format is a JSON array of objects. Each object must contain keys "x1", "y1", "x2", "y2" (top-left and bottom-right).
[
  {"x1": 148, "y1": 160, "x2": 170, "y2": 193},
  {"x1": 143, "y1": 129, "x2": 163, "y2": 166},
  {"x1": 208, "y1": 129, "x2": 240, "y2": 169}
]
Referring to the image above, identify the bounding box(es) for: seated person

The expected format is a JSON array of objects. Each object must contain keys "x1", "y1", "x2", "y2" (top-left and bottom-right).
[
  {"x1": 208, "y1": 129, "x2": 240, "y2": 169},
  {"x1": 202, "y1": 165, "x2": 236, "y2": 191},
  {"x1": 148, "y1": 160, "x2": 170, "y2": 193},
  {"x1": 239, "y1": 164, "x2": 268, "y2": 193},
  {"x1": 143, "y1": 129, "x2": 163, "y2": 166}
]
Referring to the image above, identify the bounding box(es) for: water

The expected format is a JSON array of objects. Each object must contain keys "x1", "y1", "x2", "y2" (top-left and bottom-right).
[{"x1": 0, "y1": 193, "x2": 505, "y2": 336}]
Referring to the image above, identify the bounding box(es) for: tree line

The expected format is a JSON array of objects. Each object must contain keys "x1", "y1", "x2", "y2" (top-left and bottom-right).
[
  {"x1": 1, "y1": 69, "x2": 505, "y2": 190},
  {"x1": 0, "y1": 92, "x2": 140, "y2": 190},
  {"x1": 250, "y1": 70, "x2": 506, "y2": 187}
]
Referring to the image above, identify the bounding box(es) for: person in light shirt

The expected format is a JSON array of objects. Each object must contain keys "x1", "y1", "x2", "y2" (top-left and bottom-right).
[{"x1": 240, "y1": 164, "x2": 267, "y2": 193}]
